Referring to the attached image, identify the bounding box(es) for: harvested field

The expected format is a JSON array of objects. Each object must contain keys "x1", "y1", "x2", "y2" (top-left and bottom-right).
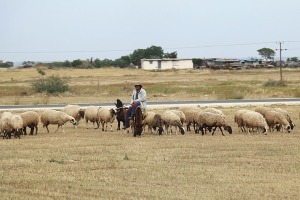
[{"x1": 1, "y1": 105, "x2": 300, "y2": 199}]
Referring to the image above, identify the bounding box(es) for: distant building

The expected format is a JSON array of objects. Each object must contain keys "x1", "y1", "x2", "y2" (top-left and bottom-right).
[
  {"x1": 205, "y1": 58, "x2": 241, "y2": 69},
  {"x1": 141, "y1": 58, "x2": 193, "y2": 70}
]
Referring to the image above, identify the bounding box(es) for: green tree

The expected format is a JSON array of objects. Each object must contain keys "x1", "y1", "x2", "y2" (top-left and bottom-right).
[
  {"x1": 93, "y1": 58, "x2": 102, "y2": 68},
  {"x1": 257, "y1": 48, "x2": 275, "y2": 60},
  {"x1": 63, "y1": 60, "x2": 71, "y2": 67},
  {"x1": 114, "y1": 56, "x2": 131, "y2": 68},
  {"x1": 71, "y1": 59, "x2": 82, "y2": 68},
  {"x1": 130, "y1": 45, "x2": 165, "y2": 67},
  {"x1": 192, "y1": 58, "x2": 204, "y2": 67},
  {"x1": 0, "y1": 61, "x2": 14, "y2": 68},
  {"x1": 163, "y1": 51, "x2": 177, "y2": 58},
  {"x1": 290, "y1": 57, "x2": 298, "y2": 62},
  {"x1": 130, "y1": 48, "x2": 146, "y2": 67},
  {"x1": 145, "y1": 45, "x2": 164, "y2": 59}
]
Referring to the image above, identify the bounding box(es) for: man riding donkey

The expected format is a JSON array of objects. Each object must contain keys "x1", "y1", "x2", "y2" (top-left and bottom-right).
[{"x1": 123, "y1": 82, "x2": 147, "y2": 130}]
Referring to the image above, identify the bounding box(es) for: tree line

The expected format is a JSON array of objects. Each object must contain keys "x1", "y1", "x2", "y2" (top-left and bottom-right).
[{"x1": 1, "y1": 46, "x2": 299, "y2": 68}]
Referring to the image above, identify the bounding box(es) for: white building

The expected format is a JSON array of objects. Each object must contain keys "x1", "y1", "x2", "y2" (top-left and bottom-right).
[{"x1": 141, "y1": 58, "x2": 193, "y2": 70}]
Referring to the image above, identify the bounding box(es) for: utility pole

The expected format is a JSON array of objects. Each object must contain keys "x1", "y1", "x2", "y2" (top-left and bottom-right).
[{"x1": 276, "y1": 41, "x2": 287, "y2": 82}]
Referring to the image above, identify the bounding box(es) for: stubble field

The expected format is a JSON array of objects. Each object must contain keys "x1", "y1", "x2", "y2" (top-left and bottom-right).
[{"x1": 1, "y1": 67, "x2": 300, "y2": 199}]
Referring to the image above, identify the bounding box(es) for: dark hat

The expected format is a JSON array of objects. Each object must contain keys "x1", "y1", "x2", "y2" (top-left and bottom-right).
[{"x1": 134, "y1": 82, "x2": 142, "y2": 87}]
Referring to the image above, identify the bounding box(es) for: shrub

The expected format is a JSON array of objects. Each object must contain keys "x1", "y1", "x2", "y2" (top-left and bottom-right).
[
  {"x1": 263, "y1": 79, "x2": 287, "y2": 87},
  {"x1": 31, "y1": 75, "x2": 70, "y2": 94},
  {"x1": 37, "y1": 68, "x2": 46, "y2": 76}
]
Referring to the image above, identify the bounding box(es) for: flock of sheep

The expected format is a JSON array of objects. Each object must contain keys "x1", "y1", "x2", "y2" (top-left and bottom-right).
[{"x1": 0, "y1": 102, "x2": 296, "y2": 139}]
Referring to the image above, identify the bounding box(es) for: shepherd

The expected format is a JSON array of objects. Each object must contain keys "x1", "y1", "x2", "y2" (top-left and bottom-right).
[{"x1": 123, "y1": 82, "x2": 147, "y2": 130}]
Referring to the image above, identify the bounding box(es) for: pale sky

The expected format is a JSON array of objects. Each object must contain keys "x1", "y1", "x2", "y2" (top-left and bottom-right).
[{"x1": 1, "y1": 0, "x2": 300, "y2": 63}]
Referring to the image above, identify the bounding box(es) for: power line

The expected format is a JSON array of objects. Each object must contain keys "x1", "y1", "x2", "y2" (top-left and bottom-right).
[
  {"x1": 164, "y1": 41, "x2": 277, "y2": 50},
  {"x1": 0, "y1": 41, "x2": 299, "y2": 54},
  {"x1": 0, "y1": 41, "x2": 279, "y2": 54}
]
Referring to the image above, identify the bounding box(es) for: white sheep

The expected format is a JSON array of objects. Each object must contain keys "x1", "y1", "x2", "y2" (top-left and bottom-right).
[
  {"x1": 162, "y1": 110, "x2": 185, "y2": 135},
  {"x1": 180, "y1": 107, "x2": 201, "y2": 133},
  {"x1": 241, "y1": 111, "x2": 269, "y2": 134},
  {"x1": 264, "y1": 110, "x2": 291, "y2": 133},
  {"x1": 169, "y1": 110, "x2": 186, "y2": 124},
  {"x1": 196, "y1": 112, "x2": 232, "y2": 136},
  {"x1": 203, "y1": 107, "x2": 224, "y2": 116},
  {"x1": 97, "y1": 107, "x2": 116, "y2": 132},
  {"x1": 254, "y1": 106, "x2": 272, "y2": 118},
  {"x1": 20, "y1": 111, "x2": 39, "y2": 135},
  {"x1": 84, "y1": 106, "x2": 101, "y2": 129},
  {"x1": 274, "y1": 108, "x2": 295, "y2": 131},
  {"x1": 40, "y1": 109, "x2": 77, "y2": 133},
  {"x1": 234, "y1": 109, "x2": 253, "y2": 132},
  {"x1": 142, "y1": 111, "x2": 164, "y2": 135},
  {"x1": 62, "y1": 105, "x2": 85, "y2": 128},
  {"x1": 10, "y1": 114, "x2": 23, "y2": 138},
  {"x1": 0, "y1": 112, "x2": 13, "y2": 139}
]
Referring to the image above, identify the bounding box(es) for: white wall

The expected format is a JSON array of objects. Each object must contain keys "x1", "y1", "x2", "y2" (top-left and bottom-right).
[{"x1": 141, "y1": 59, "x2": 193, "y2": 70}]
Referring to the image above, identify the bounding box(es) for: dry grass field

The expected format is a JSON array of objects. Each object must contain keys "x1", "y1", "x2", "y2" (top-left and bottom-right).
[
  {"x1": 1, "y1": 105, "x2": 300, "y2": 199},
  {"x1": 1, "y1": 67, "x2": 300, "y2": 199},
  {"x1": 1, "y1": 67, "x2": 300, "y2": 105}
]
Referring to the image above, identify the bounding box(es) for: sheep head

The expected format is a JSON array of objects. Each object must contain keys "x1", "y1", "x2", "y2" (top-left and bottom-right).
[
  {"x1": 70, "y1": 117, "x2": 77, "y2": 125},
  {"x1": 285, "y1": 125, "x2": 291, "y2": 133},
  {"x1": 179, "y1": 126, "x2": 185, "y2": 135},
  {"x1": 224, "y1": 125, "x2": 233, "y2": 134},
  {"x1": 157, "y1": 126, "x2": 164, "y2": 135},
  {"x1": 115, "y1": 99, "x2": 123, "y2": 108},
  {"x1": 110, "y1": 108, "x2": 117, "y2": 116},
  {"x1": 78, "y1": 109, "x2": 85, "y2": 119}
]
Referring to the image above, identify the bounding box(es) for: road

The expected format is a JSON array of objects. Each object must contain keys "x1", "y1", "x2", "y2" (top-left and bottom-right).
[{"x1": 1, "y1": 98, "x2": 300, "y2": 111}]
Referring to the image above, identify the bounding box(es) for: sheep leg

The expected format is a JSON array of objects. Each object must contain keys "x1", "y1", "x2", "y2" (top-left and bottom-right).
[
  {"x1": 110, "y1": 123, "x2": 113, "y2": 132},
  {"x1": 117, "y1": 120, "x2": 121, "y2": 131},
  {"x1": 35, "y1": 125, "x2": 38, "y2": 135},
  {"x1": 219, "y1": 127, "x2": 225, "y2": 136},
  {"x1": 23, "y1": 127, "x2": 27, "y2": 135},
  {"x1": 44, "y1": 124, "x2": 50, "y2": 133},
  {"x1": 212, "y1": 127, "x2": 218, "y2": 135},
  {"x1": 101, "y1": 122, "x2": 105, "y2": 131},
  {"x1": 54, "y1": 125, "x2": 60, "y2": 133},
  {"x1": 199, "y1": 125, "x2": 205, "y2": 135}
]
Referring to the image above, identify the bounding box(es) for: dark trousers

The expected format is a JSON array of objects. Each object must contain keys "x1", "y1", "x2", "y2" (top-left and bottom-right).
[{"x1": 124, "y1": 101, "x2": 141, "y2": 128}]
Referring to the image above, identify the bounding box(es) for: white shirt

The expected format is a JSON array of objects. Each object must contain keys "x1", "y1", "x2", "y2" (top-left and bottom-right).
[{"x1": 131, "y1": 88, "x2": 147, "y2": 109}]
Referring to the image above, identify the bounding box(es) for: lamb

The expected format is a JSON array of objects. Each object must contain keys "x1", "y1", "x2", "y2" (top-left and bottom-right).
[
  {"x1": 274, "y1": 108, "x2": 295, "y2": 131},
  {"x1": 234, "y1": 109, "x2": 253, "y2": 132},
  {"x1": 161, "y1": 110, "x2": 185, "y2": 135},
  {"x1": 84, "y1": 106, "x2": 101, "y2": 129},
  {"x1": 97, "y1": 107, "x2": 116, "y2": 132},
  {"x1": 62, "y1": 105, "x2": 85, "y2": 128},
  {"x1": 264, "y1": 110, "x2": 291, "y2": 133},
  {"x1": 196, "y1": 112, "x2": 232, "y2": 136},
  {"x1": 142, "y1": 111, "x2": 164, "y2": 135},
  {"x1": 0, "y1": 112, "x2": 13, "y2": 139},
  {"x1": 20, "y1": 111, "x2": 39, "y2": 135},
  {"x1": 40, "y1": 109, "x2": 77, "y2": 133},
  {"x1": 241, "y1": 111, "x2": 269, "y2": 134},
  {"x1": 10, "y1": 114, "x2": 23, "y2": 138}
]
